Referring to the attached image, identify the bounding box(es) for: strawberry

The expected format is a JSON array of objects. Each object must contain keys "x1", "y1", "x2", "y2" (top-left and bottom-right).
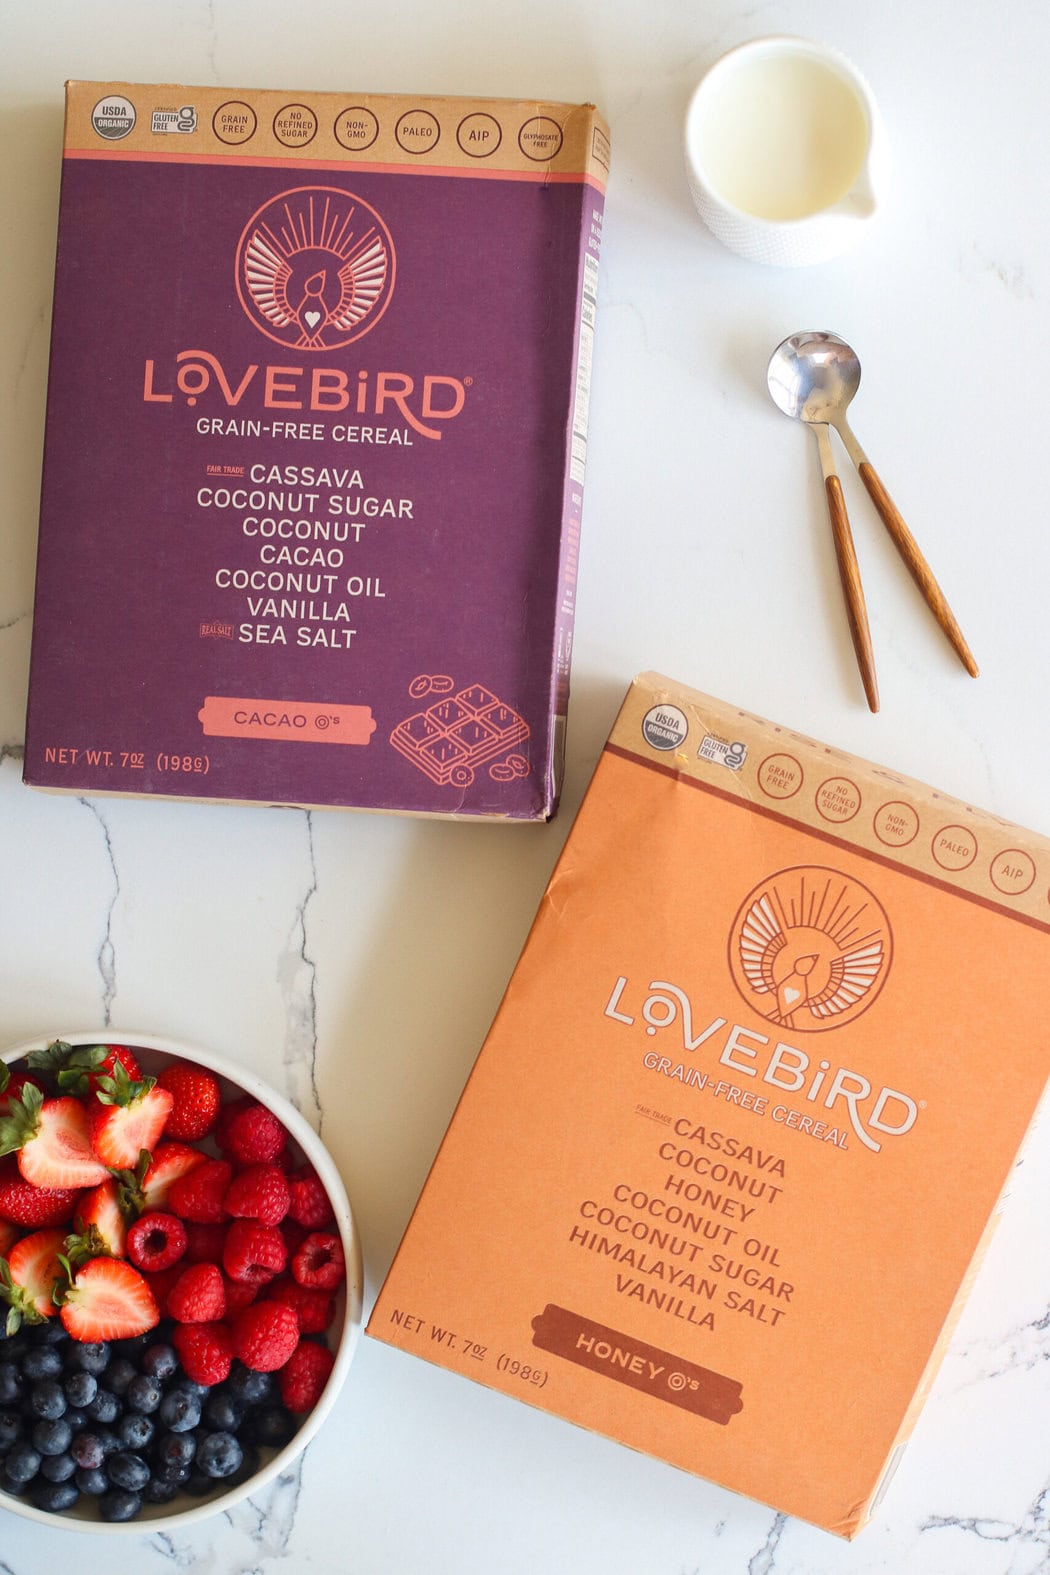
[
  {"x1": 0, "y1": 1227, "x2": 67, "y2": 1332},
  {"x1": 216, "y1": 1097, "x2": 286, "y2": 1165},
  {"x1": 232, "y1": 1300, "x2": 299, "y2": 1371},
  {"x1": 114, "y1": 1141, "x2": 206, "y2": 1217},
  {"x1": 126, "y1": 1210, "x2": 187, "y2": 1272},
  {"x1": 87, "y1": 1062, "x2": 174, "y2": 1169},
  {"x1": 168, "y1": 1158, "x2": 232, "y2": 1224},
  {"x1": 279, "y1": 1338, "x2": 335, "y2": 1412},
  {"x1": 0, "y1": 1157, "x2": 82, "y2": 1228},
  {"x1": 59, "y1": 1255, "x2": 159, "y2": 1341},
  {"x1": 155, "y1": 1061, "x2": 221, "y2": 1141},
  {"x1": 27, "y1": 1039, "x2": 142, "y2": 1098},
  {"x1": 225, "y1": 1163, "x2": 290, "y2": 1226},
  {"x1": 287, "y1": 1166, "x2": 335, "y2": 1229},
  {"x1": 0, "y1": 1065, "x2": 47, "y2": 1120},
  {"x1": 167, "y1": 1261, "x2": 226, "y2": 1323},
  {"x1": 0, "y1": 1086, "x2": 108, "y2": 1189},
  {"x1": 172, "y1": 1318, "x2": 234, "y2": 1385},
  {"x1": 222, "y1": 1219, "x2": 287, "y2": 1286},
  {"x1": 290, "y1": 1231, "x2": 345, "y2": 1291},
  {"x1": 73, "y1": 1176, "x2": 127, "y2": 1258},
  {"x1": 0, "y1": 1219, "x2": 18, "y2": 1257}
]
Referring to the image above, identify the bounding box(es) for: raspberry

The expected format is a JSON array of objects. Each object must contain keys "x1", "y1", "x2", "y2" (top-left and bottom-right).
[
  {"x1": 222, "y1": 1274, "x2": 259, "y2": 1317},
  {"x1": 265, "y1": 1273, "x2": 336, "y2": 1335},
  {"x1": 216, "y1": 1098, "x2": 286, "y2": 1165},
  {"x1": 142, "y1": 1263, "x2": 184, "y2": 1318},
  {"x1": 286, "y1": 1167, "x2": 335, "y2": 1229},
  {"x1": 281, "y1": 1218, "x2": 308, "y2": 1259},
  {"x1": 232, "y1": 1301, "x2": 299, "y2": 1372},
  {"x1": 279, "y1": 1339, "x2": 335, "y2": 1413},
  {"x1": 154, "y1": 1061, "x2": 221, "y2": 1141},
  {"x1": 172, "y1": 1319, "x2": 234, "y2": 1385},
  {"x1": 224, "y1": 1163, "x2": 290, "y2": 1226},
  {"x1": 222, "y1": 1219, "x2": 287, "y2": 1286},
  {"x1": 125, "y1": 1211, "x2": 188, "y2": 1272},
  {"x1": 168, "y1": 1261, "x2": 226, "y2": 1323},
  {"x1": 183, "y1": 1220, "x2": 229, "y2": 1264},
  {"x1": 291, "y1": 1231, "x2": 345, "y2": 1291},
  {"x1": 168, "y1": 1158, "x2": 232, "y2": 1224}
]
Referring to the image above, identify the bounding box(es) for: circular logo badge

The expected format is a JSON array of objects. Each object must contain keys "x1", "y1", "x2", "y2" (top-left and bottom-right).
[
  {"x1": 91, "y1": 95, "x2": 136, "y2": 141},
  {"x1": 235, "y1": 186, "x2": 395, "y2": 350},
  {"x1": 641, "y1": 704, "x2": 688, "y2": 752},
  {"x1": 729, "y1": 865, "x2": 891, "y2": 1033}
]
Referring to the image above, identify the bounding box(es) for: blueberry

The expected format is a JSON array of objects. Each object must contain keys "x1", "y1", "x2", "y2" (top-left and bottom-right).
[
  {"x1": 32, "y1": 1418, "x2": 73, "y2": 1457},
  {"x1": 0, "y1": 1472, "x2": 28, "y2": 1496},
  {"x1": 85, "y1": 1388, "x2": 120, "y2": 1424},
  {"x1": 118, "y1": 1413, "x2": 155, "y2": 1452},
  {"x1": 153, "y1": 1429, "x2": 196, "y2": 1473},
  {"x1": 228, "y1": 1440, "x2": 261, "y2": 1487},
  {"x1": 106, "y1": 1450, "x2": 150, "y2": 1492},
  {"x1": 141, "y1": 1343, "x2": 178, "y2": 1381},
  {"x1": 71, "y1": 1431, "x2": 106, "y2": 1470},
  {"x1": 0, "y1": 1410, "x2": 23, "y2": 1450},
  {"x1": 226, "y1": 1364, "x2": 273, "y2": 1405},
  {"x1": 74, "y1": 1465, "x2": 110, "y2": 1496},
  {"x1": 142, "y1": 1476, "x2": 180, "y2": 1503},
  {"x1": 3, "y1": 1440, "x2": 41, "y2": 1482},
  {"x1": 0, "y1": 1361, "x2": 23, "y2": 1405},
  {"x1": 26, "y1": 1321, "x2": 67, "y2": 1347},
  {"x1": 40, "y1": 1451, "x2": 76, "y2": 1482},
  {"x1": 65, "y1": 1341, "x2": 110, "y2": 1375},
  {"x1": 183, "y1": 1467, "x2": 216, "y2": 1497},
  {"x1": 30, "y1": 1477, "x2": 79, "y2": 1513},
  {"x1": 28, "y1": 1379, "x2": 66, "y2": 1420},
  {"x1": 64, "y1": 1370, "x2": 97, "y2": 1408},
  {"x1": 127, "y1": 1374, "x2": 163, "y2": 1414},
  {"x1": 158, "y1": 1388, "x2": 201, "y2": 1432},
  {"x1": 203, "y1": 1390, "x2": 244, "y2": 1432},
  {"x1": 248, "y1": 1406, "x2": 296, "y2": 1448},
  {"x1": 63, "y1": 1404, "x2": 88, "y2": 1433},
  {"x1": 21, "y1": 1347, "x2": 62, "y2": 1381},
  {"x1": 99, "y1": 1487, "x2": 142, "y2": 1521},
  {"x1": 196, "y1": 1429, "x2": 243, "y2": 1479},
  {"x1": 102, "y1": 1357, "x2": 136, "y2": 1396}
]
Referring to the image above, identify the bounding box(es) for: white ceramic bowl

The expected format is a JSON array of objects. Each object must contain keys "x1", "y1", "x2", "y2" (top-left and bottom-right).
[{"x1": 0, "y1": 1030, "x2": 362, "y2": 1533}]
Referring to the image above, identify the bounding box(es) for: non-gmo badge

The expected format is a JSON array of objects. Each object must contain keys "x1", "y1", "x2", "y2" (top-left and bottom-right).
[
  {"x1": 91, "y1": 95, "x2": 136, "y2": 140},
  {"x1": 641, "y1": 704, "x2": 688, "y2": 751}
]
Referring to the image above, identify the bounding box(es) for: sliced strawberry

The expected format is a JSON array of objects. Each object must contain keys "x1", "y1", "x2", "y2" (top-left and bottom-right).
[
  {"x1": 73, "y1": 1177, "x2": 127, "y2": 1258},
  {"x1": 59, "y1": 1255, "x2": 159, "y2": 1341},
  {"x1": 0, "y1": 1086, "x2": 108, "y2": 1189},
  {"x1": 0, "y1": 1220, "x2": 19, "y2": 1257},
  {"x1": 141, "y1": 1142, "x2": 207, "y2": 1211},
  {"x1": 0, "y1": 1227, "x2": 67, "y2": 1331},
  {"x1": 87, "y1": 1063, "x2": 174, "y2": 1170},
  {"x1": 0, "y1": 1157, "x2": 82, "y2": 1228}
]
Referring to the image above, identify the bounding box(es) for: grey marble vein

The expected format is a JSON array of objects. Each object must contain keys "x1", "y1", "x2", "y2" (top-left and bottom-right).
[
  {"x1": 277, "y1": 810, "x2": 322, "y2": 1133},
  {"x1": 747, "y1": 1511, "x2": 787, "y2": 1574},
  {"x1": 921, "y1": 1481, "x2": 1050, "y2": 1571},
  {"x1": 79, "y1": 796, "x2": 119, "y2": 1025}
]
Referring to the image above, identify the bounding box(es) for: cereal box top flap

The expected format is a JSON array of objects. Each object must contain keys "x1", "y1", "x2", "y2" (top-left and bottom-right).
[
  {"x1": 63, "y1": 81, "x2": 610, "y2": 189},
  {"x1": 613, "y1": 672, "x2": 1050, "y2": 928}
]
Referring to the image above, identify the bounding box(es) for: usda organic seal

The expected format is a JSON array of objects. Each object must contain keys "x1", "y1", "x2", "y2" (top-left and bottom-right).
[
  {"x1": 91, "y1": 95, "x2": 136, "y2": 140},
  {"x1": 641, "y1": 704, "x2": 688, "y2": 751}
]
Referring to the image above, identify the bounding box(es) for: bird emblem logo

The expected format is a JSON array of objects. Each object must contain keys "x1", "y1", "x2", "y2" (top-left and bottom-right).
[
  {"x1": 235, "y1": 186, "x2": 395, "y2": 350},
  {"x1": 728, "y1": 866, "x2": 891, "y2": 1033}
]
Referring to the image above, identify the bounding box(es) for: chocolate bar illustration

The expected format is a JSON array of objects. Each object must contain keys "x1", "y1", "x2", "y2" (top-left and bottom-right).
[
  {"x1": 390, "y1": 683, "x2": 530, "y2": 788},
  {"x1": 531, "y1": 1304, "x2": 743, "y2": 1425}
]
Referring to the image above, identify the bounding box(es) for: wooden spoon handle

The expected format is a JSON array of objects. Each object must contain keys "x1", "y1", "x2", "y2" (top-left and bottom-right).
[
  {"x1": 825, "y1": 474, "x2": 880, "y2": 713},
  {"x1": 857, "y1": 461, "x2": 979, "y2": 678}
]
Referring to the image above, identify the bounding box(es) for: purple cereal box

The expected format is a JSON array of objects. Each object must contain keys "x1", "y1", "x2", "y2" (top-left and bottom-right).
[{"x1": 24, "y1": 82, "x2": 609, "y2": 820}]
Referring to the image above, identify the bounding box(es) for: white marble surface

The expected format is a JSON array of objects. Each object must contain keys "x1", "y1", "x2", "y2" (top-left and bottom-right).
[{"x1": 2, "y1": 1, "x2": 1050, "y2": 1569}]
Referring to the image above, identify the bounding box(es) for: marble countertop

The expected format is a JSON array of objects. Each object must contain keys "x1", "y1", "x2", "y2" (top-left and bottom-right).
[{"x1": 3, "y1": 1, "x2": 1050, "y2": 1570}]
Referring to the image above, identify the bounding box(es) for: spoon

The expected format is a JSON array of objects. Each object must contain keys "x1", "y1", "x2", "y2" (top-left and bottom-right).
[{"x1": 767, "y1": 331, "x2": 978, "y2": 709}]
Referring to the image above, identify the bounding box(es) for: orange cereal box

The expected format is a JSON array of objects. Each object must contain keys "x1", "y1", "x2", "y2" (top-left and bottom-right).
[{"x1": 368, "y1": 672, "x2": 1050, "y2": 1536}]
